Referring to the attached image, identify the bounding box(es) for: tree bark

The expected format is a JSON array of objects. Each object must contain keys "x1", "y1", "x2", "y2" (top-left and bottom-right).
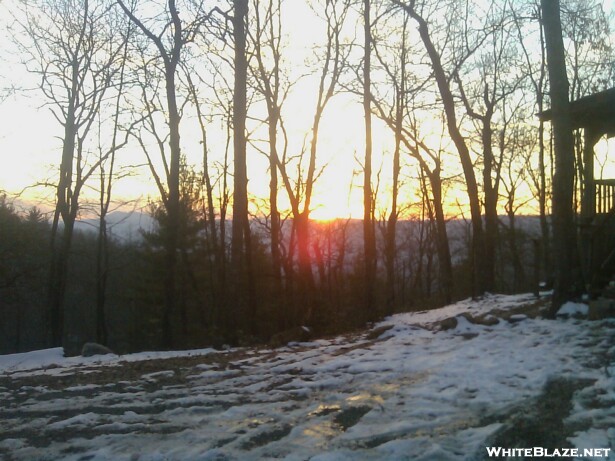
[
  {"x1": 429, "y1": 167, "x2": 453, "y2": 304},
  {"x1": 47, "y1": 106, "x2": 77, "y2": 347},
  {"x1": 541, "y1": 0, "x2": 582, "y2": 315},
  {"x1": 385, "y1": 107, "x2": 401, "y2": 314},
  {"x1": 231, "y1": 0, "x2": 249, "y2": 266},
  {"x1": 363, "y1": 0, "x2": 377, "y2": 321},
  {"x1": 482, "y1": 107, "x2": 498, "y2": 293},
  {"x1": 231, "y1": 0, "x2": 254, "y2": 332}
]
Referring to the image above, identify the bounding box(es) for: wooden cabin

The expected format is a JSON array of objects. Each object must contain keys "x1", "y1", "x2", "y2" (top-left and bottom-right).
[{"x1": 539, "y1": 87, "x2": 615, "y2": 293}]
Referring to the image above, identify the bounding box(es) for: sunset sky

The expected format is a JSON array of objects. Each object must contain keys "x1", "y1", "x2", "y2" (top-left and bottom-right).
[
  {"x1": 1, "y1": 0, "x2": 614, "y2": 221},
  {"x1": 0, "y1": 1, "x2": 412, "y2": 221}
]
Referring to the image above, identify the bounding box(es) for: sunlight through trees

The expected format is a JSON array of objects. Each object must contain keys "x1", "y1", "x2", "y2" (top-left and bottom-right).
[{"x1": 1, "y1": 0, "x2": 614, "y2": 353}]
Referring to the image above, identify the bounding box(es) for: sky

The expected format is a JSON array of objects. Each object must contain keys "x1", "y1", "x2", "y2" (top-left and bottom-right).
[
  {"x1": 0, "y1": 0, "x2": 397, "y2": 220},
  {"x1": 0, "y1": 0, "x2": 475, "y2": 223},
  {"x1": 1, "y1": 0, "x2": 615, "y2": 222}
]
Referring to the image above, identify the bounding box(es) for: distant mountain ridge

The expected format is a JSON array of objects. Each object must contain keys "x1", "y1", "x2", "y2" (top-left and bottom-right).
[
  {"x1": 74, "y1": 211, "x2": 154, "y2": 241},
  {"x1": 73, "y1": 211, "x2": 542, "y2": 251}
]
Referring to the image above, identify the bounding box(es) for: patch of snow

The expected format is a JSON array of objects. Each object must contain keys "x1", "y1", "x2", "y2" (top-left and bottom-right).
[
  {"x1": 0, "y1": 438, "x2": 26, "y2": 450},
  {"x1": 557, "y1": 301, "x2": 589, "y2": 318},
  {"x1": 0, "y1": 348, "x2": 65, "y2": 373},
  {"x1": 509, "y1": 313, "x2": 528, "y2": 322},
  {"x1": 453, "y1": 315, "x2": 480, "y2": 334},
  {"x1": 47, "y1": 412, "x2": 101, "y2": 429},
  {"x1": 569, "y1": 428, "x2": 612, "y2": 453},
  {"x1": 0, "y1": 347, "x2": 217, "y2": 377},
  {"x1": 65, "y1": 384, "x2": 101, "y2": 392},
  {"x1": 141, "y1": 370, "x2": 175, "y2": 381}
]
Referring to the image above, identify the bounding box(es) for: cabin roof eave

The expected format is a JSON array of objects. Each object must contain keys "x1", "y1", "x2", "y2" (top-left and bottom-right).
[{"x1": 537, "y1": 87, "x2": 615, "y2": 133}]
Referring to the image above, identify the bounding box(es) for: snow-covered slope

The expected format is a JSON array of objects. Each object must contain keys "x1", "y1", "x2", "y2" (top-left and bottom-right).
[{"x1": 0, "y1": 294, "x2": 613, "y2": 460}]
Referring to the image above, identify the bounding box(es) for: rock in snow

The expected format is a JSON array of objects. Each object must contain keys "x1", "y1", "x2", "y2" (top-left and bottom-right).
[{"x1": 81, "y1": 342, "x2": 114, "y2": 357}]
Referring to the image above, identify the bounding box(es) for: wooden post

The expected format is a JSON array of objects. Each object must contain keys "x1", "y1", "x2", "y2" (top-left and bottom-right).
[
  {"x1": 581, "y1": 128, "x2": 599, "y2": 291},
  {"x1": 582, "y1": 128, "x2": 598, "y2": 220},
  {"x1": 533, "y1": 239, "x2": 541, "y2": 298}
]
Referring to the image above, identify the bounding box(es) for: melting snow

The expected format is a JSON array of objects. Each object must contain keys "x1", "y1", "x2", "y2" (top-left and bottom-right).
[
  {"x1": 0, "y1": 293, "x2": 613, "y2": 460},
  {"x1": 557, "y1": 301, "x2": 590, "y2": 318}
]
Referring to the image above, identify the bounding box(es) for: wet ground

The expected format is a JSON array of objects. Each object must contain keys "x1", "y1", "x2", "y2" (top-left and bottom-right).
[{"x1": 1, "y1": 295, "x2": 613, "y2": 460}]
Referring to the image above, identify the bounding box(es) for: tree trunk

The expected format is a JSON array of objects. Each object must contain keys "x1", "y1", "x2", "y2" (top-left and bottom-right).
[
  {"x1": 118, "y1": 0, "x2": 184, "y2": 349},
  {"x1": 541, "y1": 0, "x2": 582, "y2": 315},
  {"x1": 506, "y1": 208, "x2": 525, "y2": 293},
  {"x1": 363, "y1": 0, "x2": 377, "y2": 321},
  {"x1": 538, "y1": 112, "x2": 551, "y2": 285},
  {"x1": 537, "y1": 25, "x2": 551, "y2": 283},
  {"x1": 95, "y1": 212, "x2": 109, "y2": 346},
  {"x1": 161, "y1": 57, "x2": 181, "y2": 350},
  {"x1": 385, "y1": 103, "x2": 401, "y2": 315},
  {"x1": 95, "y1": 36, "x2": 128, "y2": 346},
  {"x1": 253, "y1": 0, "x2": 283, "y2": 296},
  {"x1": 184, "y1": 70, "x2": 220, "y2": 323},
  {"x1": 296, "y1": 211, "x2": 316, "y2": 291},
  {"x1": 482, "y1": 108, "x2": 498, "y2": 293},
  {"x1": 231, "y1": 0, "x2": 249, "y2": 265},
  {"x1": 269, "y1": 119, "x2": 282, "y2": 294},
  {"x1": 231, "y1": 0, "x2": 252, "y2": 332},
  {"x1": 47, "y1": 100, "x2": 78, "y2": 348},
  {"x1": 428, "y1": 167, "x2": 453, "y2": 304}
]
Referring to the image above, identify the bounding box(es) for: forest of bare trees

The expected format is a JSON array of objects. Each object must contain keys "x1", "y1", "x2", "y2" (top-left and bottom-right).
[{"x1": 1, "y1": 0, "x2": 614, "y2": 354}]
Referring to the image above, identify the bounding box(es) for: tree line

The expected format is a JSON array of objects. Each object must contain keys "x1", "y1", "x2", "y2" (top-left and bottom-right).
[{"x1": 1, "y1": 0, "x2": 613, "y2": 354}]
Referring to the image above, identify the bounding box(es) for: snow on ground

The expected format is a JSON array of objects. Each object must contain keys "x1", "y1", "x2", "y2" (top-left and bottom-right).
[
  {"x1": 0, "y1": 347, "x2": 217, "y2": 377},
  {"x1": 1, "y1": 293, "x2": 614, "y2": 460},
  {"x1": 557, "y1": 301, "x2": 590, "y2": 318}
]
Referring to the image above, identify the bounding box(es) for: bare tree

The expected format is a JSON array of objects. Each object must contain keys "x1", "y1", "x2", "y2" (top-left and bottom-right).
[
  {"x1": 513, "y1": 1, "x2": 551, "y2": 284},
  {"x1": 563, "y1": 0, "x2": 613, "y2": 101},
  {"x1": 15, "y1": 0, "x2": 127, "y2": 347},
  {"x1": 500, "y1": 123, "x2": 536, "y2": 293},
  {"x1": 371, "y1": 9, "x2": 409, "y2": 313},
  {"x1": 370, "y1": 88, "x2": 455, "y2": 304},
  {"x1": 362, "y1": 0, "x2": 377, "y2": 320},
  {"x1": 94, "y1": 19, "x2": 133, "y2": 346},
  {"x1": 370, "y1": 4, "x2": 456, "y2": 303},
  {"x1": 117, "y1": 0, "x2": 215, "y2": 348},
  {"x1": 228, "y1": 0, "x2": 257, "y2": 333},
  {"x1": 392, "y1": 0, "x2": 488, "y2": 296},
  {"x1": 541, "y1": 0, "x2": 582, "y2": 314},
  {"x1": 271, "y1": 0, "x2": 351, "y2": 324},
  {"x1": 248, "y1": 0, "x2": 288, "y2": 311},
  {"x1": 181, "y1": 63, "x2": 225, "y2": 326},
  {"x1": 454, "y1": 1, "x2": 521, "y2": 292}
]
